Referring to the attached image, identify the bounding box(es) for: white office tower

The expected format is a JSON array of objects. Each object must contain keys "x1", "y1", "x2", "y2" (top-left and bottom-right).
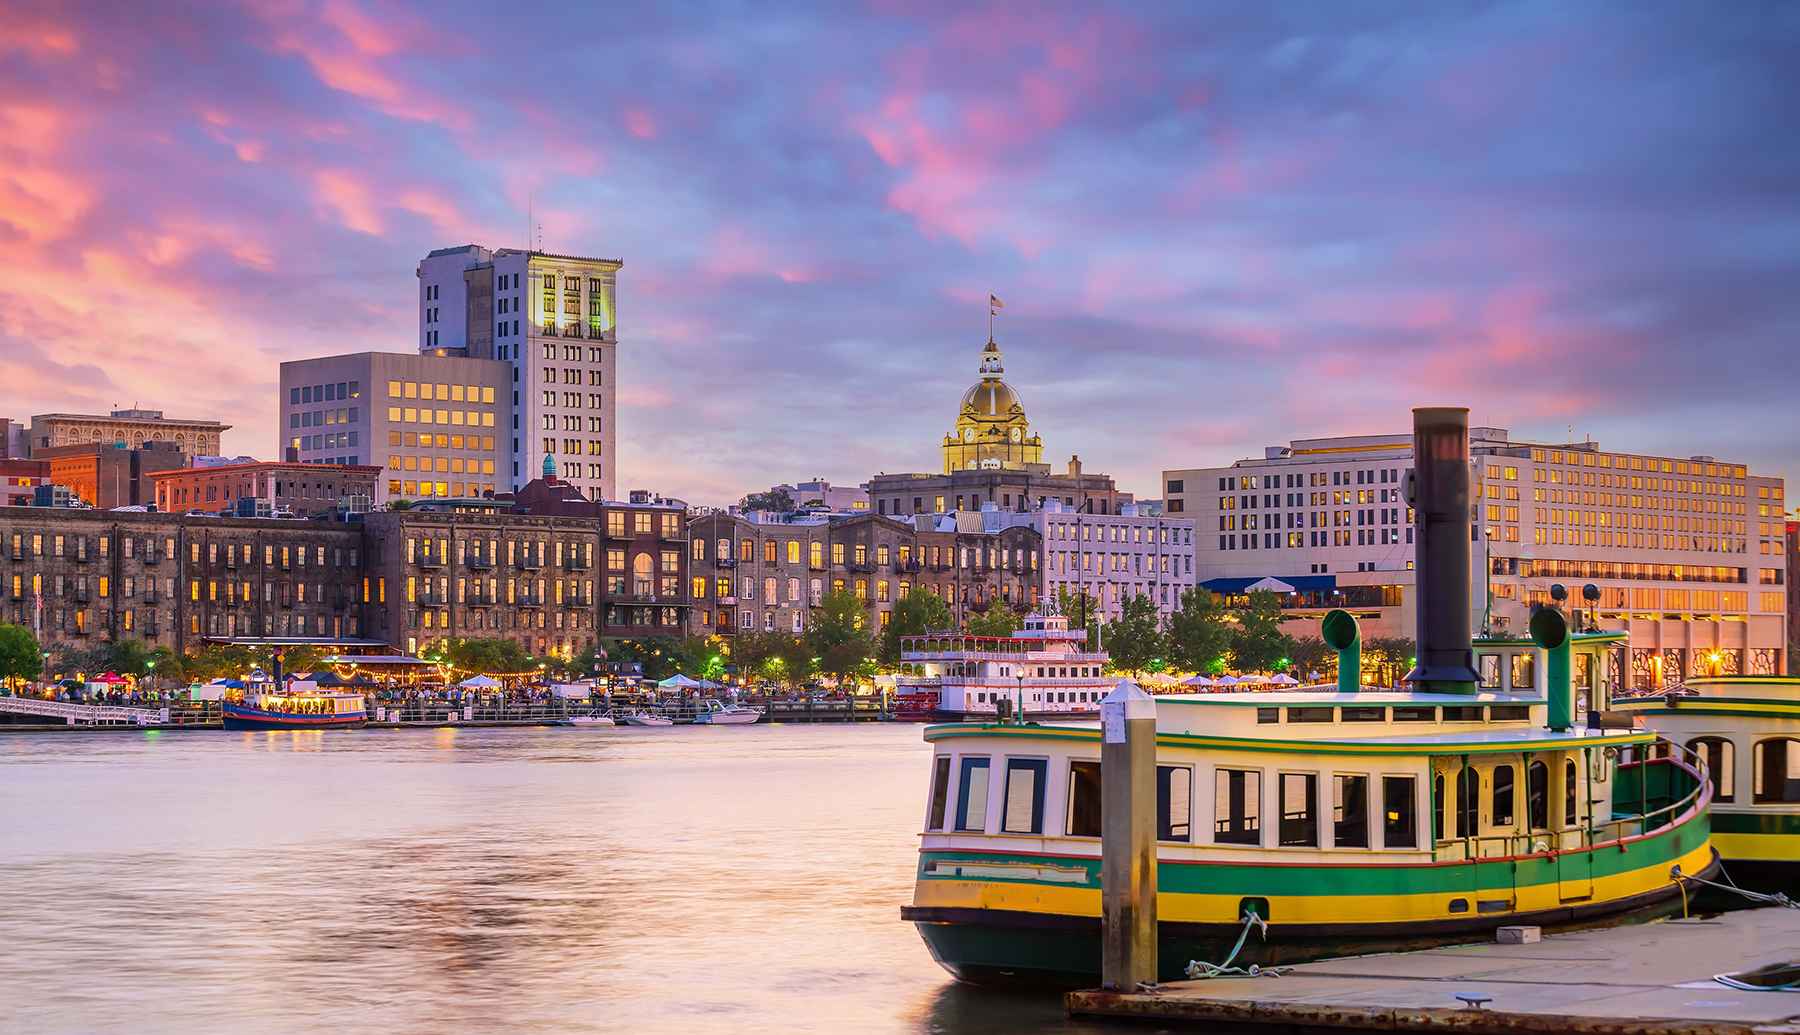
[{"x1": 417, "y1": 245, "x2": 621, "y2": 502}]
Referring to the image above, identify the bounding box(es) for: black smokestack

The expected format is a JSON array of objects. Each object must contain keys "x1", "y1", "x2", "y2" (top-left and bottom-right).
[{"x1": 1405, "y1": 407, "x2": 1479, "y2": 694}]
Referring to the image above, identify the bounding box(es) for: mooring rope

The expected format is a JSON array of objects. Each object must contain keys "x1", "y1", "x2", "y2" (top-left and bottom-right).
[
  {"x1": 1670, "y1": 864, "x2": 1800, "y2": 910},
  {"x1": 1184, "y1": 910, "x2": 1290, "y2": 980}
]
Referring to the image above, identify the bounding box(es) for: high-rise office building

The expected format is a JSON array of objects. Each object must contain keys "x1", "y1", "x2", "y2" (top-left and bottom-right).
[
  {"x1": 416, "y1": 245, "x2": 621, "y2": 502},
  {"x1": 278, "y1": 352, "x2": 512, "y2": 504}
]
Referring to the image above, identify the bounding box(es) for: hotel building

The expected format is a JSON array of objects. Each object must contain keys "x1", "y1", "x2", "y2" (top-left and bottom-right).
[
  {"x1": 278, "y1": 352, "x2": 512, "y2": 505},
  {"x1": 1164, "y1": 427, "x2": 1789, "y2": 682},
  {"x1": 416, "y1": 245, "x2": 621, "y2": 502},
  {"x1": 1035, "y1": 500, "x2": 1196, "y2": 623}
]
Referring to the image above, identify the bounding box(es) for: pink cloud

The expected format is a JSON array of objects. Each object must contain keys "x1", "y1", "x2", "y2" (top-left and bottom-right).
[
  {"x1": 312, "y1": 168, "x2": 383, "y2": 234},
  {"x1": 623, "y1": 106, "x2": 657, "y2": 140}
]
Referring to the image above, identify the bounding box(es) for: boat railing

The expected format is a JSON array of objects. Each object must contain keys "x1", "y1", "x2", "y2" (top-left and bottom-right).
[{"x1": 1433, "y1": 737, "x2": 1709, "y2": 863}]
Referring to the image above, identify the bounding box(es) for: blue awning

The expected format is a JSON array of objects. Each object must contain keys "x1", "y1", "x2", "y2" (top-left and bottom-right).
[{"x1": 1202, "y1": 575, "x2": 1338, "y2": 594}]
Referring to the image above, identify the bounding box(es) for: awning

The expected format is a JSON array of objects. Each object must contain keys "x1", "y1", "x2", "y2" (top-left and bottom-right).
[{"x1": 1202, "y1": 575, "x2": 1337, "y2": 594}]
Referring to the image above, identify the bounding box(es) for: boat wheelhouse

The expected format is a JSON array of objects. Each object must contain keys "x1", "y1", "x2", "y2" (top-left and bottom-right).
[
  {"x1": 892, "y1": 612, "x2": 1113, "y2": 722},
  {"x1": 1616, "y1": 676, "x2": 1800, "y2": 888}
]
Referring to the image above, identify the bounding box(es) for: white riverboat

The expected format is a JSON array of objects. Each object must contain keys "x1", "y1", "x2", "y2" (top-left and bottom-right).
[
  {"x1": 694, "y1": 699, "x2": 762, "y2": 725},
  {"x1": 893, "y1": 612, "x2": 1113, "y2": 722}
]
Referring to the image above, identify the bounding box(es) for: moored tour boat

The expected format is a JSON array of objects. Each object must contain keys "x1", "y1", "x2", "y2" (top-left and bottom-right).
[
  {"x1": 900, "y1": 407, "x2": 1720, "y2": 985},
  {"x1": 620, "y1": 710, "x2": 675, "y2": 727},
  {"x1": 1616, "y1": 675, "x2": 1800, "y2": 890},
  {"x1": 892, "y1": 612, "x2": 1114, "y2": 722},
  {"x1": 567, "y1": 713, "x2": 617, "y2": 727},
  {"x1": 221, "y1": 678, "x2": 367, "y2": 731},
  {"x1": 693, "y1": 699, "x2": 762, "y2": 725}
]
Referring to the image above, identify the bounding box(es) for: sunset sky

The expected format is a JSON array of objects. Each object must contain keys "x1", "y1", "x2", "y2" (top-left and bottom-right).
[{"x1": 3, "y1": 2, "x2": 1797, "y2": 504}]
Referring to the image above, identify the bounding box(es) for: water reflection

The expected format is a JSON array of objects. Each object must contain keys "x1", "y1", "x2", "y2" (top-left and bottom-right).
[{"x1": 0, "y1": 724, "x2": 1097, "y2": 1034}]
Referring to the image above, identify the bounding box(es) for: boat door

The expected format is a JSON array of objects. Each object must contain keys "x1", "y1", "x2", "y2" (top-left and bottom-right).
[
  {"x1": 1558, "y1": 751, "x2": 1594, "y2": 901},
  {"x1": 1557, "y1": 847, "x2": 1593, "y2": 901}
]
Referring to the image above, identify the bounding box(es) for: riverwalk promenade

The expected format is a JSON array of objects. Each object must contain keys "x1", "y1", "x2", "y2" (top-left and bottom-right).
[{"x1": 1068, "y1": 905, "x2": 1800, "y2": 1034}]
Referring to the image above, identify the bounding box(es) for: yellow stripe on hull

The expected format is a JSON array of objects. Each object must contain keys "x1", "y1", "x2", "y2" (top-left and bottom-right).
[
  {"x1": 1713, "y1": 832, "x2": 1800, "y2": 864},
  {"x1": 912, "y1": 841, "x2": 1714, "y2": 927}
]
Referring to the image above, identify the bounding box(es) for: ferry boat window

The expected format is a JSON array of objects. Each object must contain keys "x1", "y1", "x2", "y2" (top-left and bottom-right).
[
  {"x1": 955, "y1": 757, "x2": 991, "y2": 832},
  {"x1": 1256, "y1": 707, "x2": 1280, "y2": 724},
  {"x1": 1067, "y1": 761, "x2": 1102, "y2": 837},
  {"x1": 1395, "y1": 706, "x2": 1436, "y2": 723},
  {"x1": 1157, "y1": 766, "x2": 1192, "y2": 842},
  {"x1": 1342, "y1": 707, "x2": 1384, "y2": 723},
  {"x1": 1478, "y1": 654, "x2": 1501, "y2": 689},
  {"x1": 1753, "y1": 738, "x2": 1800, "y2": 803},
  {"x1": 927, "y1": 756, "x2": 952, "y2": 830},
  {"x1": 1213, "y1": 768, "x2": 1262, "y2": 845},
  {"x1": 1490, "y1": 705, "x2": 1530, "y2": 722},
  {"x1": 1455, "y1": 767, "x2": 1478, "y2": 838},
  {"x1": 1287, "y1": 707, "x2": 1334, "y2": 723},
  {"x1": 1333, "y1": 775, "x2": 1369, "y2": 847},
  {"x1": 1382, "y1": 776, "x2": 1417, "y2": 848},
  {"x1": 1492, "y1": 765, "x2": 1517, "y2": 827},
  {"x1": 1443, "y1": 706, "x2": 1483, "y2": 722},
  {"x1": 1001, "y1": 759, "x2": 1047, "y2": 834},
  {"x1": 1433, "y1": 773, "x2": 1446, "y2": 841},
  {"x1": 1564, "y1": 759, "x2": 1579, "y2": 826},
  {"x1": 1527, "y1": 761, "x2": 1549, "y2": 830},
  {"x1": 1278, "y1": 773, "x2": 1318, "y2": 847},
  {"x1": 1688, "y1": 737, "x2": 1734, "y2": 802},
  {"x1": 1511, "y1": 653, "x2": 1535, "y2": 690}
]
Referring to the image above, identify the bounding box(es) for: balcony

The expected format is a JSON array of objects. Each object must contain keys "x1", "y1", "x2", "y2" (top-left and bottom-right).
[
  {"x1": 467, "y1": 593, "x2": 494, "y2": 607},
  {"x1": 717, "y1": 557, "x2": 736, "y2": 569},
  {"x1": 224, "y1": 555, "x2": 238, "y2": 570},
  {"x1": 467, "y1": 554, "x2": 493, "y2": 570},
  {"x1": 74, "y1": 589, "x2": 91, "y2": 603},
  {"x1": 417, "y1": 554, "x2": 444, "y2": 569},
  {"x1": 144, "y1": 551, "x2": 161, "y2": 566},
  {"x1": 419, "y1": 593, "x2": 447, "y2": 607},
  {"x1": 142, "y1": 621, "x2": 160, "y2": 637},
  {"x1": 143, "y1": 589, "x2": 160, "y2": 604},
  {"x1": 520, "y1": 557, "x2": 543, "y2": 570},
  {"x1": 565, "y1": 558, "x2": 591, "y2": 571},
  {"x1": 74, "y1": 552, "x2": 91, "y2": 565},
  {"x1": 517, "y1": 594, "x2": 543, "y2": 608}
]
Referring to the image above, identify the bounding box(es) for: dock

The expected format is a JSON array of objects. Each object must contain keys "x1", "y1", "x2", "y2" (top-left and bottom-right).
[{"x1": 1067, "y1": 906, "x2": 1800, "y2": 1034}]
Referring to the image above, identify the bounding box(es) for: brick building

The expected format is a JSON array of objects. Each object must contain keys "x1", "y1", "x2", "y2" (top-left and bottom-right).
[
  {"x1": 28, "y1": 408, "x2": 228, "y2": 457},
  {"x1": 0, "y1": 509, "x2": 367, "y2": 653},
  {"x1": 36, "y1": 441, "x2": 187, "y2": 509},
  {"x1": 150, "y1": 461, "x2": 382, "y2": 517}
]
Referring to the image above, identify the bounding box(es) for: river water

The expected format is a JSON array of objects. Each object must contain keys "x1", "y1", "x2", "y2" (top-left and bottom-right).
[{"x1": 0, "y1": 724, "x2": 1111, "y2": 1034}]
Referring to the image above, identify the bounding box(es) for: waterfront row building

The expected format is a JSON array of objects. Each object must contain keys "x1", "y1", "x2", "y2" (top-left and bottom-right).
[
  {"x1": 1163, "y1": 427, "x2": 1790, "y2": 681},
  {"x1": 0, "y1": 474, "x2": 689, "y2": 661},
  {"x1": 150, "y1": 461, "x2": 382, "y2": 518},
  {"x1": 685, "y1": 510, "x2": 1041, "y2": 637},
  {"x1": 23, "y1": 408, "x2": 228, "y2": 458},
  {"x1": 1035, "y1": 500, "x2": 1197, "y2": 622}
]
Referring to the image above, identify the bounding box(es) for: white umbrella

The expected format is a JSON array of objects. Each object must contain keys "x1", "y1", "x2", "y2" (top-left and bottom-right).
[
  {"x1": 1213, "y1": 675, "x2": 1240, "y2": 686},
  {"x1": 1181, "y1": 674, "x2": 1216, "y2": 687},
  {"x1": 457, "y1": 674, "x2": 501, "y2": 689},
  {"x1": 1245, "y1": 576, "x2": 1295, "y2": 593},
  {"x1": 1270, "y1": 674, "x2": 1300, "y2": 686}
]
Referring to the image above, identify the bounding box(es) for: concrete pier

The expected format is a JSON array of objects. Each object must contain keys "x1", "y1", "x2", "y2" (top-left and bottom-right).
[{"x1": 1068, "y1": 906, "x2": 1800, "y2": 1033}]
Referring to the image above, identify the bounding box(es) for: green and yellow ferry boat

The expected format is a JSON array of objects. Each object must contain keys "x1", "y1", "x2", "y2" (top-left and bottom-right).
[
  {"x1": 901, "y1": 407, "x2": 1719, "y2": 984},
  {"x1": 1616, "y1": 675, "x2": 1800, "y2": 889}
]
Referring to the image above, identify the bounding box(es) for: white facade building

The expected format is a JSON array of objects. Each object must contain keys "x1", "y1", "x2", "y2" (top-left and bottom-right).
[
  {"x1": 1164, "y1": 428, "x2": 1789, "y2": 680},
  {"x1": 417, "y1": 245, "x2": 621, "y2": 502},
  {"x1": 1035, "y1": 500, "x2": 1196, "y2": 622}
]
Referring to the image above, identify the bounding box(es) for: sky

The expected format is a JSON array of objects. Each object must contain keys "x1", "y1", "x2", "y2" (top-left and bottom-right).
[{"x1": 2, "y1": 2, "x2": 1798, "y2": 507}]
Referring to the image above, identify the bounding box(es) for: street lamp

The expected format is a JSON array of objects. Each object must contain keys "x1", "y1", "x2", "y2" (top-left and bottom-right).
[{"x1": 1014, "y1": 672, "x2": 1024, "y2": 726}]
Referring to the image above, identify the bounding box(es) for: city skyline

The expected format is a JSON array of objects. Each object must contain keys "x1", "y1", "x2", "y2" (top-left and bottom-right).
[{"x1": 2, "y1": 3, "x2": 1797, "y2": 504}]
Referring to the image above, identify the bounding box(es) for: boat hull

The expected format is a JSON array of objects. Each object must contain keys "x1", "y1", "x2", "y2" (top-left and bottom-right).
[
  {"x1": 905, "y1": 834, "x2": 1718, "y2": 986},
  {"x1": 696, "y1": 711, "x2": 761, "y2": 725},
  {"x1": 1710, "y1": 811, "x2": 1800, "y2": 894},
  {"x1": 221, "y1": 703, "x2": 366, "y2": 731}
]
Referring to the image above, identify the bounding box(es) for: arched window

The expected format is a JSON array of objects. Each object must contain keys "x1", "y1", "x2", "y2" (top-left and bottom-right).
[
  {"x1": 1433, "y1": 773, "x2": 1446, "y2": 842},
  {"x1": 1688, "y1": 737, "x2": 1735, "y2": 803},
  {"x1": 1455, "y1": 766, "x2": 1478, "y2": 838},
  {"x1": 1492, "y1": 764, "x2": 1516, "y2": 828},
  {"x1": 1753, "y1": 738, "x2": 1800, "y2": 803},
  {"x1": 1564, "y1": 758, "x2": 1579, "y2": 827},
  {"x1": 1527, "y1": 760, "x2": 1549, "y2": 830}
]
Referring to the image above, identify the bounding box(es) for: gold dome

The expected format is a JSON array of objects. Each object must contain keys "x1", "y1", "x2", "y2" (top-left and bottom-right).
[{"x1": 961, "y1": 379, "x2": 1023, "y2": 418}]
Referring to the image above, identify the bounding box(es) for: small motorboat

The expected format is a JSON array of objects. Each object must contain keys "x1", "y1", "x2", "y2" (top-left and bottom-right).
[
  {"x1": 694, "y1": 699, "x2": 762, "y2": 725},
  {"x1": 567, "y1": 713, "x2": 616, "y2": 727},
  {"x1": 619, "y1": 710, "x2": 675, "y2": 727}
]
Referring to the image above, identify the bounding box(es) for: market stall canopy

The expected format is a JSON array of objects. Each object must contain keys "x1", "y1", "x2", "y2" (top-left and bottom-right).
[
  {"x1": 659, "y1": 674, "x2": 704, "y2": 690},
  {"x1": 1244, "y1": 576, "x2": 1295, "y2": 594},
  {"x1": 1181, "y1": 675, "x2": 1217, "y2": 687},
  {"x1": 1270, "y1": 673, "x2": 1300, "y2": 685},
  {"x1": 457, "y1": 675, "x2": 502, "y2": 689}
]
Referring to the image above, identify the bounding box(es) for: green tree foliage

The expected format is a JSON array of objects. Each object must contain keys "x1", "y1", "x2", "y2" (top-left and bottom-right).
[
  {"x1": 1363, "y1": 637, "x2": 1418, "y2": 688},
  {"x1": 1101, "y1": 593, "x2": 1165, "y2": 674},
  {"x1": 600, "y1": 638, "x2": 684, "y2": 680},
  {"x1": 177, "y1": 644, "x2": 261, "y2": 682},
  {"x1": 1286, "y1": 636, "x2": 1333, "y2": 681},
  {"x1": 0, "y1": 623, "x2": 43, "y2": 685},
  {"x1": 146, "y1": 645, "x2": 181, "y2": 682},
  {"x1": 775, "y1": 634, "x2": 816, "y2": 686},
  {"x1": 445, "y1": 637, "x2": 533, "y2": 674},
  {"x1": 103, "y1": 639, "x2": 152, "y2": 677},
  {"x1": 805, "y1": 590, "x2": 873, "y2": 687},
  {"x1": 878, "y1": 588, "x2": 954, "y2": 666},
  {"x1": 1229, "y1": 590, "x2": 1293, "y2": 673},
  {"x1": 671, "y1": 637, "x2": 727, "y2": 681},
  {"x1": 965, "y1": 603, "x2": 1021, "y2": 639},
  {"x1": 739, "y1": 488, "x2": 795, "y2": 513},
  {"x1": 728, "y1": 629, "x2": 791, "y2": 682},
  {"x1": 1054, "y1": 585, "x2": 1101, "y2": 643},
  {"x1": 1164, "y1": 587, "x2": 1230, "y2": 675}
]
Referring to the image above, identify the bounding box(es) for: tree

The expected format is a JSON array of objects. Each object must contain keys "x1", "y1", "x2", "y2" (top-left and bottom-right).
[
  {"x1": 1054, "y1": 585, "x2": 1101, "y2": 643},
  {"x1": 1102, "y1": 593, "x2": 1165, "y2": 675},
  {"x1": 728, "y1": 629, "x2": 789, "y2": 682},
  {"x1": 775, "y1": 634, "x2": 816, "y2": 686},
  {"x1": 448, "y1": 637, "x2": 532, "y2": 675},
  {"x1": 147, "y1": 645, "x2": 181, "y2": 683},
  {"x1": 1364, "y1": 637, "x2": 1418, "y2": 688},
  {"x1": 805, "y1": 589, "x2": 873, "y2": 688},
  {"x1": 1230, "y1": 589, "x2": 1292, "y2": 673},
  {"x1": 671, "y1": 636, "x2": 727, "y2": 682},
  {"x1": 966, "y1": 603, "x2": 1021, "y2": 639},
  {"x1": 1164, "y1": 587, "x2": 1231, "y2": 675},
  {"x1": 0, "y1": 623, "x2": 42, "y2": 686},
  {"x1": 878, "y1": 588, "x2": 954, "y2": 666},
  {"x1": 1287, "y1": 636, "x2": 1333, "y2": 682},
  {"x1": 740, "y1": 487, "x2": 795, "y2": 513}
]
